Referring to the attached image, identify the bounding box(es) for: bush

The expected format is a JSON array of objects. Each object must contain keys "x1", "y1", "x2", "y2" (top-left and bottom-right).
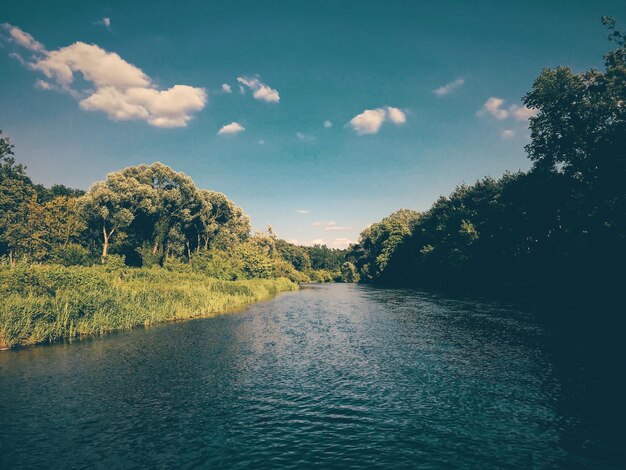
[
  {"x1": 49, "y1": 244, "x2": 93, "y2": 266},
  {"x1": 271, "y1": 258, "x2": 310, "y2": 283},
  {"x1": 101, "y1": 254, "x2": 126, "y2": 270},
  {"x1": 136, "y1": 243, "x2": 163, "y2": 268},
  {"x1": 307, "y1": 269, "x2": 337, "y2": 283},
  {"x1": 191, "y1": 250, "x2": 245, "y2": 280}
]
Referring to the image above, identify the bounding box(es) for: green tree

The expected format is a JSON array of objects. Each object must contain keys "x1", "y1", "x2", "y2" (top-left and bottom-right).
[
  {"x1": 0, "y1": 131, "x2": 36, "y2": 263},
  {"x1": 340, "y1": 261, "x2": 359, "y2": 283}
]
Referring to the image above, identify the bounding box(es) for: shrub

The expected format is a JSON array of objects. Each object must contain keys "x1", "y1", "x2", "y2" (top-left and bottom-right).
[{"x1": 49, "y1": 244, "x2": 93, "y2": 266}]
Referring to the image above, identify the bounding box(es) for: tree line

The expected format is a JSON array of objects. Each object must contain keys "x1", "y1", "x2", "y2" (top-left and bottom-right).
[
  {"x1": 347, "y1": 18, "x2": 626, "y2": 302},
  {"x1": 0, "y1": 140, "x2": 348, "y2": 282}
]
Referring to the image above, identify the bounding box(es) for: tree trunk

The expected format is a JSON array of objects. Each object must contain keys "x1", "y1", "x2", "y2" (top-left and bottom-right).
[
  {"x1": 102, "y1": 224, "x2": 115, "y2": 259},
  {"x1": 153, "y1": 241, "x2": 159, "y2": 255}
]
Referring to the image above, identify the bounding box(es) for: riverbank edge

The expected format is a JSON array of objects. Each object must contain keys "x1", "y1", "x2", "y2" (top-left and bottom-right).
[{"x1": 0, "y1": 265, "x2": 298, "y2": 350}]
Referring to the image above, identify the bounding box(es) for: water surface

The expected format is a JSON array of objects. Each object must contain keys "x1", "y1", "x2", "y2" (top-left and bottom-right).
[{"x1": 1, "y1": 284, "x2": 624, "y2": 468}]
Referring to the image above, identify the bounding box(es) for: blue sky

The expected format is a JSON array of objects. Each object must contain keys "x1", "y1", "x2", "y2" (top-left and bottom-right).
[{"x1": 1, "y1": 1, "x2": 624, "y2": 248}]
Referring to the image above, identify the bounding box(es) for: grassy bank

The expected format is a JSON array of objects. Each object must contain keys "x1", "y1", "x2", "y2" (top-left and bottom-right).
[{"x1": 0, "y1": 264, "x2": 297, "y2": 349}]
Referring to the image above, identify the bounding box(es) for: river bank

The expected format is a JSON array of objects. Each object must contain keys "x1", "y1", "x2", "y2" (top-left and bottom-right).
[
  {"x1": 0, "y1": 264, "x2": 297, "y2": 349},
  {"x1": 2, "y1": 283, "x2": 622, "y2": 468}
]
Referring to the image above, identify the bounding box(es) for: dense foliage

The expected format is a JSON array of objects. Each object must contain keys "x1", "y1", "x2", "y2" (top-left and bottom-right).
[
  {"x1": 0, "y1": 142, "x2": 344, "y2": 282},
  {"x1": 348, "y1": 22, "x2": 626, "y2": 301}
]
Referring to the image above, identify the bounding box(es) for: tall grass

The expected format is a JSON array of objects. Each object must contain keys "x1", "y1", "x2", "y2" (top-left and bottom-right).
[{"x1": 0, "y1": 264, "x2": 297, "y2": 349}]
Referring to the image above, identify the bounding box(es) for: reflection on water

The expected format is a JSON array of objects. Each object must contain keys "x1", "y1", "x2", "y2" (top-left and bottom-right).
[{"x1": 0, "y1": 284, "x2": 624, "y2": 468}]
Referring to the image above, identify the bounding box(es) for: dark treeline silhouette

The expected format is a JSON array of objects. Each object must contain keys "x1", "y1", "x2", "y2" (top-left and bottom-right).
[{"x1": 348, "y1": 19, "x2": 626, "y2": 304}]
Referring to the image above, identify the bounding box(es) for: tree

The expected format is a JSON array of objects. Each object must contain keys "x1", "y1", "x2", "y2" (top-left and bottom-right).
[
  {"x1": 78, "y1": 162, "x2": 251, "y2": 264},
  {"x1": 340, "y1": 262, "x2": 359, "y2": 283},
  {"x1": 348, "y1": 209, "x2": 420, "y2": 281},
  {"x1": 0, "y1": 131, "x2": 36, "y2": 263},
  {"x1": 78, "y1": 171, "x2": 154, "y2": 259}
]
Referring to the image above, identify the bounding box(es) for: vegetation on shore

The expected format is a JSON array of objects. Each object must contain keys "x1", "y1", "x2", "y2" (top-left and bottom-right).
[
  {"x1": 0, "y1": 264, "x2": 296, "y2": 349},
  {"x1": 0, "y1": 121, "x2": 351, "y2": 349},
  {"x1": 347, "y1": 19, "x2": 626, "y2": 302}
]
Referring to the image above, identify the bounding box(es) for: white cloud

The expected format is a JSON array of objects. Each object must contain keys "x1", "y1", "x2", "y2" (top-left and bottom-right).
[
  {"x1": 501, "y1": 129, "x2": 515, "y2": 139},
  {"x1": 478, "y1": 97, "x2": 509, "y2": 120},
  {"x1": 221, "y1": 83, "x2": 232, "y2": 93},
  {"x1": 509, "y1": 104, "x2": 538, "y2": 121},
  {"x1": 1, "y1": 24, "x2": 207, "y2": 128},
  {"x1": 349, "y1": 108, "x2": 387, "y2": 135},
  {"x1": 1, "y1": 23, "x2": 45, "y2": 52},
  {"x1": 478, "y1": 98, "x2": 538, "y2": 122},
  {"x1": 295, "y1": 209, "x2": 310, "y2": 214},
  {"x1": 348, "y1": 106, "x2": 406, "y2": 135},
  {"x1": 237, "y1": 76, "x2": 280, "y2": 103},
  {"x1": 217, "y1": 121, "x2": 245, "y2": 135},
  {"x1": 34, "y1": 42, "x2": 151, "y2": 88},
  {"x1": 433, "y1": 78, "x2": 465, "y2": 96},
  {"x1": 258, "y1": 139, "x2": 265, "y2": 145},
  {"x1": 80, "y1": 85, "x2": 206, "y2": 127},
  {"x1": 386, "y1": 106, "x2": 406, "y2": 124},
  {"x1": 323, "y1": 120, "x2": 333, "y2": 128},
  {"x1": 330, "y1": 238, "x2": 354, "y2": 249}
]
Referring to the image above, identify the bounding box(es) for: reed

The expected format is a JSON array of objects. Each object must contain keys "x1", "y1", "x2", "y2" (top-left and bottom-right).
[{"x1": 0, "y1": 264, "x2": 297, "y2": 349}]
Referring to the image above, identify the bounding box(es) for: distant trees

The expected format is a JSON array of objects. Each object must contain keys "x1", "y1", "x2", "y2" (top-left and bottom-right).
[
  {"x1": 305, "y1": 244, "x2": 346, "y2": 271},
  {"x1": 0, "y1": 141, "x2": 341, "y2": 283}
]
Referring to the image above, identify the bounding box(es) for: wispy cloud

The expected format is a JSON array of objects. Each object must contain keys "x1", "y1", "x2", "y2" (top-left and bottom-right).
[
  {"x1": 323, "y1": 120, "x2": 333, "y2": 128},
  {"x1": 433, "y1": 78, "x2": 465, "y2": 96},
  {"x1": 1, "y1": 23, "x2": 45, "y2": 52},
  {"x1": 221, "y1": 83, "x2": 232, "y2": 93},
  {"x1": 295, "y1": 209, "x2": 310, "y2": 214},
  {"x1": 237, "y1": 76, "x2": 280, "y2": 103},
  {"x1": 95, "y1": 18, "x2": 111, "y2": 30},
  {"x1": 217, "y1": 122, "x2": 245, "y2": 135},
  {"x1": 349, "y1": 106, "x2": 406, "y2": 135},
  {"x1": 312, "y1": 220, "x2": 351, "y2": 231},
  {"x1": 296, "y1": 132, "x2": 316, "y2": 142},
  {"x1": 501, "y1": 129, "x2": 515, "y2": 139},
  {"x1": 1, "y1": 23, "x2": 207, "y2": 128},
  {"x1": 34, "y1": 79, "x2": 53, "y2": 90}
]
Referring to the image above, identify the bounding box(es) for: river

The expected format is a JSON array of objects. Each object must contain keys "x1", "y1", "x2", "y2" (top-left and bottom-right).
[{"x1": 1, "y1": 284, "x2": 624, "y2": 468}]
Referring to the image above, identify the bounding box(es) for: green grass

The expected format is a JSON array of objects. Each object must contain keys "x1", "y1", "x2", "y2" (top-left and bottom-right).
[{"x1": 0, "y1": 264, "x2": 297, "y2": 349}]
